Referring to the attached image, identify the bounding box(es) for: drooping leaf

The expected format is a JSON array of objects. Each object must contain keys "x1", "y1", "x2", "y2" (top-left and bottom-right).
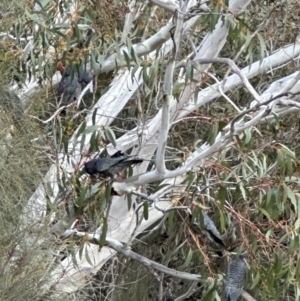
[
  {"x1": 78, "y1": 244, "x2": 84, "y2": 261},
  {"x1": 178, "y1": 248, "x2": 193, "y2": 270},
  {"x1": 92, "y1": 108, "x2": 98, "y2": 125},
  {"x1": 99, "y1": 218, "x2": 108, "y2": 247},
  {"x1": 282, "y1": 183, "x2": 297, "y2": 214},
  {"x1": 257, "y1": 33, "x2": 266, "y2": 59},
  {"x1": 104, "y1": 127, "x2": 116, "y2": 147},
  {"x1": 202, "y1": 282, "x2": 217, "y2": 301},
  {"x1": 127, "y1": 193, "x2": 132, "y2": 211},
  {"x1": 168, "y1": 209, "x2": 175, "y2": 230},
  {"x1": 85, "y1": 246, "x2": 94, "y2": 266},
  {"x1": 76, "y1": 122, "x2": 87, "y2": 138},
  {"x1": 83, "y1": 125, "x2": 99, "y2": 135},
  {"x1": 250, "y1": 271, "x2": 261, "y2": 290},
  {"x1": 143, "y1": 201, "x2": 149, "y2": 220},
  {"x1": 80, "y1": 134, "x2": 86, "y2": 153},
  {"x1": 123, "y1": 50, "x2": 131, "y2": 71}
]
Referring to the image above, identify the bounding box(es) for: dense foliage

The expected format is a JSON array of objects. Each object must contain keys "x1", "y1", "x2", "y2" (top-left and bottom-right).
[{"x1": 1, "y1": 1, "x2": 300, "y2": 301}]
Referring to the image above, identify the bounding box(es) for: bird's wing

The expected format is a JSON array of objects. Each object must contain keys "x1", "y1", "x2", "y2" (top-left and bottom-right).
[
  {"x1": 78, "y1": 69, "x2": 92, "y2": 85},
  {"x1": 108, "y1": 159, "x2": 142, "y2": 175},
  {"x1": 110, "y1": 151, "x2": 126, "y2": 158},
  {"x1": 203, "y1": 213, "x2": 226, "y2": 248},
  {"x1": 95, "y1": 157, "x2": 126, "y2": 172}
]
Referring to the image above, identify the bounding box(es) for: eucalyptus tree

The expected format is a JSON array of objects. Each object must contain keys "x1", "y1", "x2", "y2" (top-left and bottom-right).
[{"x1": 1, "y1": 0, "x2": 300, "y2": 300}]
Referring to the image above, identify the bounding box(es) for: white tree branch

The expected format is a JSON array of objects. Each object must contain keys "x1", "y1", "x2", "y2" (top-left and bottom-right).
[
  {"x1": 177, "y1": 43, "x2": 300, "y2": 120},
  {"x1": 71, "y1": 231, "x2": 203, "y2": 281},
  {"x1": 149, "y1": 0, "x2": 179, "y2": 12},
  {"x1": 193, "y1": 58, "x2": 264, "y2": 103}
]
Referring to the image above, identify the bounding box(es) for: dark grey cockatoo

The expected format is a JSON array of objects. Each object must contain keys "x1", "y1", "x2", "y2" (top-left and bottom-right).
[
  {"x1": 57, "y1": 64, "x2": 93, "y2": 106},
  {"x1": 225, "y1": 255, "x2": 248, "y2": 301},
  {"x1": 84, "y1": 151, "x2": 143, "y2": 178},
  {"x1": 202, "y1": 212, "x2": 226, "y2": 248},
  {"x1": 191, "y1": 210, "x2": 226, "y2": 249}
]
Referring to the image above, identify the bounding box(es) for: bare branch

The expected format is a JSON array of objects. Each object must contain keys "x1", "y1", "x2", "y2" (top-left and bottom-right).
[
  {"x1": 229, "y1": 91, "x2": 300, "y2": 135},
  {"x1": 72, "y1": 232, "x2": 203, "y2": 281},
  {"x1": 76, "y1": 80, "x2": 94, "y2": 108},
  {"x1": 28, "y1": 102, "x2": 74, "y2": 124},
  {"x1": 149, "y1": 0, "x2": 179, "y2": 12},
  {"x1": 50, "y1": 204, "x2": 77, "y2": 236},
  {"x1": 192, "y1": 58, "x2": 264, "y2": 104},
  {"x1": 277, "y1": 71, "x2": 300, "y2": 94},
  {"x1": 203, "y1": 71, "x2": 242, "y2": 113},
  {"x1": 177, "y1": 43, "x2": 300, "y2": 120}
]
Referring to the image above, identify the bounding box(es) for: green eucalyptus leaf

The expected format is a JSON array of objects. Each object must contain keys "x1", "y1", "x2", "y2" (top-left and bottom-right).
[
  {"x1": 99, "y1": 219, "x2": 108, "y2": 247},
  {"x1": 143, "y1": 201, "x2": 149, "y2": 220},
  {"x1": 104, "y1": 127, "x2": 116, "y2": 147}
]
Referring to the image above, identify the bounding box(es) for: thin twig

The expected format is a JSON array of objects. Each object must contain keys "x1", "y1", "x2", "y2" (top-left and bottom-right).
[
  {"x1": 192, "y1": 58, "x2": 264, "y2": 104},
  {"x1": 76, "y1": 80, "x2": 94, "y2": 108},
  {"x1": 174, "y1": 281, "x2": 199, "y2": 301},
  {"x1": 73, "y1": 231, "x2": 203, "y2": 281},
  {"x1": 28, "y1": 102, "x2": 75, "y2": 124},
  {"x1": 203, "y1": 71, "x2": 242, "y2": 113},
  {"x1": 229, "y1": 91, "x2": 300, "y2": 135},
  {"x1": 131, "y1": 190, "x2": 187, "y2": 213}
]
